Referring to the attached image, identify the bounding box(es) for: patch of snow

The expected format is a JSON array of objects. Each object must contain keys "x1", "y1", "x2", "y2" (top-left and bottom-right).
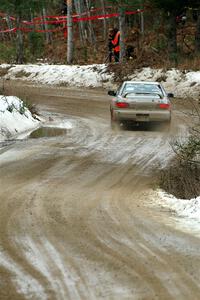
[
  {"x1": 2, "y1": 64, "x2": 200, "y2": 98},
  {"x1": 3, "y1": 64, "x2": 113, "y2": 88},
  {"x1": 20, "y1": 236, "x2": 82, "y2": 300},
  {"x1": 157, "y1": 190, "x2": 200, "y2": 221},
  {"x1": 0, "y1": 63, "x2": 11, "y2": 69},
  {"x1": 0, "y1": 95, "x2": 22, "y2": 111},
  {"x1": 148, "y1": 190, "x2": 200, "y2": 235},
  {"x1": 46, "y1": 120, "x2": 73, "y2": 130},
  {"x1": 129, "y1": 67, "x2": 200, "y2": 99},
  {"x1": 0, "y1": 250, "x2": 47, "y2": 299},
  {"x1": 0, "y1": 95, "x2": 39, "y2": 141}
]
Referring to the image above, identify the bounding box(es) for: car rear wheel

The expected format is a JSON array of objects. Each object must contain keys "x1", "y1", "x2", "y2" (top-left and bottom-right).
[
  {"x1": 111, "y1": 119, "x2": 120, "y2": 130},
  {"x1": 110, "y1": 111, "x2": 120, "y2": 130},
  {"x1": 161, "y1": 121, "x2": 171, "y2": 132}
]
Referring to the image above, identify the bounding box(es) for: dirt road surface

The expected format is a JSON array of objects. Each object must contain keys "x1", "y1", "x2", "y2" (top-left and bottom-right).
[{"x1": 0, "y1": 81, "x2": 200, "y2": 300}]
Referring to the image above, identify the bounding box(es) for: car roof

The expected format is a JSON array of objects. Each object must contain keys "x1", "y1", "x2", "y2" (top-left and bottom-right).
[{"x1": 123, "y1": 81, "x2": 160, "y2": 85}]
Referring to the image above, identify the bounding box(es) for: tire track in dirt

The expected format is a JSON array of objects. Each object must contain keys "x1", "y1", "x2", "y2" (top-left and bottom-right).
[{"x1": 0, "y1": 83, "x2": 200, "y2": 299}]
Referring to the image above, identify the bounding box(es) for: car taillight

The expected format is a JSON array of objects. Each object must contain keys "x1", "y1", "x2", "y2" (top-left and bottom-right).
[
  {"x1": 115, "y1": 102, "x2": 129, "y2": 108},
  {"x1": 159, "y1": 103, "x2": 170, "y2": 109}
]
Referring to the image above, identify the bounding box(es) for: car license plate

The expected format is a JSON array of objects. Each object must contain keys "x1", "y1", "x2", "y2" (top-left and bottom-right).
[{"x1": 136, "y1": 114, "x2": 149, "y2": 121}]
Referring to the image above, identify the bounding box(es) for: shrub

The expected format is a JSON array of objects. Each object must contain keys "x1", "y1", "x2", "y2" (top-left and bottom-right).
[
  {"x1": 0, "y1": 43, "x2": 15, "y2": 64},
  {"x1": 28, "y1": 32, "x2": 44, "y2": 58},
  {"x1": 19, "y1": 103, "x2": 25, "y2": 115},
  {"x1": 21, "y1": 99, "x2": 39, "y2": 117},
  {"x1": 160, "y1": 106, "x2": 200, "y2": 199},
  {"x1": 160, "y1": 158, "x2": 200, "y2": 199},
  {"x1": 7, "y1": 104, "x2": 14, "y2": 113}
]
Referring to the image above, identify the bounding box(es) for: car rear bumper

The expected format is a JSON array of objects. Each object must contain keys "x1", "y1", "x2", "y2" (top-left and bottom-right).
[{"x1": 113, "y1": 109, "x2": 171, "y2": 122}]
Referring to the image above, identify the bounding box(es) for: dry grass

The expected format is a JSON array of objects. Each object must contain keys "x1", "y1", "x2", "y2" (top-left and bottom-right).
[
  {"x1": 160, "y1": 103, "x2": 200, "y2": 199},
  {"x1": 0, "y1": 67, "x2": 10, "y2": 77},
  {"x1": 178, "y1": 56, "x2": 200, "y2": 71},
  {"x1": 160, "y1": 160, "x2": 200, "y2": 199},
  {"x1": 15, "y1": 71, "x2": 31, "y2": 78}
]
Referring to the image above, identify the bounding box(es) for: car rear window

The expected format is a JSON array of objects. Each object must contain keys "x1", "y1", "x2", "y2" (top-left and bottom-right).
[{"x1": 122, "y1": 83, "x2": 164, "y2": 97}]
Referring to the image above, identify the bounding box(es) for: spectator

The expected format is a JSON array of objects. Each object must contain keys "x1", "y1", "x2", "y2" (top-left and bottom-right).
[
  {"x1": 111, "y1": 27, "x2": 120, "y2": 62},
  {"x1": 107, "y1": 28, "x2": 115, "y2": 62}
]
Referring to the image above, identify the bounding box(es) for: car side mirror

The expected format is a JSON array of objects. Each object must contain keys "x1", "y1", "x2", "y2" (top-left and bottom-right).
[
  {"x1": 108, "y1": 90, "x2": 116, "y2": 96},
  {"x1": 167, "y1": 93, "x2": 174, "y2": 98}
]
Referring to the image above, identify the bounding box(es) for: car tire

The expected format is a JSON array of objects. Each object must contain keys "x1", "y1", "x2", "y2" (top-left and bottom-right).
[
  {"x1": 110, "y1": 111, "x2": 120, "y2": 130},
  {"x1": 111, "y1": 119, "x2": 120, "y2": 130},
  {"x1": 162, "y1": 121, "x2": 171, "y2": 132}
]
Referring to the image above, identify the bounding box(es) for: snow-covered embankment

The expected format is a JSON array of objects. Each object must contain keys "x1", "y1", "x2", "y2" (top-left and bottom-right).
[
  {"x1": 1, "y1": 64, "x2": 200, "y2": 99},
  {"x1": 0, "y1": 95, "x2": 39, "y2": 141}
]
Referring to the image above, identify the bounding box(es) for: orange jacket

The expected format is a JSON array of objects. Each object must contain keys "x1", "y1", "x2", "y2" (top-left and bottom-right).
[{"x1": 112, "y1": 31, "x2": 120, "y2": 52}]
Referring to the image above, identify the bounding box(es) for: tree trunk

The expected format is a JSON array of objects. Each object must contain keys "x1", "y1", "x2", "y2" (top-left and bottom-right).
[
  {"x1": 0, "y1": 22, "x2": 5, "y2": 41},
  {"x1": 167, "y1": 12, "x2": 177, "y2": 63},
  {"x1": 67, "y1": 0, "x2": 73, "y2": 64},
  {"x1": 195, "y1": 12, "x2": 200, "y2": 53},
  {"x1": 100, "y1": 0, "x2": 107, "y2": 40},
  {"x1": 6, "y1": 15, "x2": 13, "y2": 41},
  {"x1": 140, "y1": 11, "x2": 144, "y2": 35},
  {"x1": 30, "y1": 9, "x2": 35, "y2": 30},
  {"x1": 16, "y1": 16, "x2": 24, "y2": 64},
  {"x1": 42, "y1": 7, "x2": 52, "y2": 44},
  {"x1": 119, "y1": 7, "x2": 126, "y2": 62},
  {"x1": 74, "y1": 0, "x2": 85, "y2": 43},
  {"x1": 85, "y1": 0, "x2": 96, "y2": 46}
]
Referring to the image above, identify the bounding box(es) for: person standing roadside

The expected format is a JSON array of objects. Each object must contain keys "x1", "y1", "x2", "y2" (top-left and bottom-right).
[
  {"x1": 111, "y1": 28, "x2": 120, "y2": 62},
  {"x1": 107, "y1": 28, "x2": 115, "y2": 62}
]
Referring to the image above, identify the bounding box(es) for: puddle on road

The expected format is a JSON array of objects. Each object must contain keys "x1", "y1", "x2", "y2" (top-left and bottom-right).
[{"x1": 29, "y1": 127, "x2": 67, "y2": 138}]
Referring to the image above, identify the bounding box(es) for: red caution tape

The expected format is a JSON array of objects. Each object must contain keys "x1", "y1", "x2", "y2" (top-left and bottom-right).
[
  {"x1": 31, "y1": 6, "x2": 113, "y2": 22},
  {"x1": 0, "y1": 9, "x2": 144, "y2": 34},
  {"x1": 73, "y1": 9, "x2": 144, "y2": 23},
  {"x1": 0, "y1": 27, "x2": 16, "y2": 33}
]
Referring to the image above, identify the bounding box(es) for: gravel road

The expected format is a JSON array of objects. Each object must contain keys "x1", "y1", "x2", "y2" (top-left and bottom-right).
[{"x1": 0, "y1": 82, "x2": 200, "y2": 300}]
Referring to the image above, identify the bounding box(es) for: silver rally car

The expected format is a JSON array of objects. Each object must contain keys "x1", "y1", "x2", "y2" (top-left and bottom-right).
[{"x1": 108, "y1": 81, "x2": 173, "y2": 129}]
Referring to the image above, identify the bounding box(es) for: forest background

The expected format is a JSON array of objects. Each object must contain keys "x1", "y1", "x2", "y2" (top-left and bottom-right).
[
  {"x1": 0, "y1": 0, "x2": 200, "y2": 68},
  {"x1": 0, "y1": 0, "x2": 200, "y2": 199}
]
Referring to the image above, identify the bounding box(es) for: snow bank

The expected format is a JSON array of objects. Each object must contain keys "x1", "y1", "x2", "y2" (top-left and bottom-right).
[
  {"x1": 0, "y1": 95, "x2": 39, "y2": 141},
  {"x1": 1, "y1": 64, "x2": 200, "y2": 98},
  {"x1": 1, "y1": 64, "x2": 112, "y2": 88},
  {"x1": 129, "y1": 68, "x2": 200, "y2": 99},
  {"x1": 157, "y1": 190, "x2": 200, "y2": 221}
]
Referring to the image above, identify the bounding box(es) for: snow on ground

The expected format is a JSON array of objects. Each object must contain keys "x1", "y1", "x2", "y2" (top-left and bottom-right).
[
  {"x1": 0, "y1": 250, "x2": 47, "y2": 300},
  {"x1": 151, "y1": 190, "x2": 200, "y2": 234},
  {"x1": 0, "y1": 64, "x2": 111, "y2": 88},
  {"x1": 157, "y1": 190, "x2": 200, "y2": 220},
  {"x1": 0, "y1": 95, "x2": 39, "y2": 141},
  {"x1": 1, "y1": 64, "x2": 200, "y2": 98},
  {"x1": 0, "y1": 63, "x2": 199, "y2": 228},
  {"x1": 129, "y1": 68, "x2": 200, "y2": 99}
]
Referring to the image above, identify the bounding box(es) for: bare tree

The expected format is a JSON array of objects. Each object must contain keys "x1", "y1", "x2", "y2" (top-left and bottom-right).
[
  {"x1": 85, "y1": 0, "x2": 96, "y2": 46},
  {"x1": 67, "y1": 0, "x2": 73, "y2": 64},
  {"x1": 42, "y1": 7, "x2": 52, "y2": 44},
  {"x1": 100, "y1": 0, "x2": 107, "y2": 40},
  {"x1": 16, "y1": 15, "x2": 24, "y2": 64},
  {"x1": 119, "y1": 7, "x2": 126, "y2": 62},
  {"x1": 74, "y1": 0, "x2": 86, "y2": 43},
  {"x1": 5, "y1": 15, "x2": 14, "y2": 41},
  {"x1": 195, "y1": 11, "x2": 200, "y2": 53}
]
